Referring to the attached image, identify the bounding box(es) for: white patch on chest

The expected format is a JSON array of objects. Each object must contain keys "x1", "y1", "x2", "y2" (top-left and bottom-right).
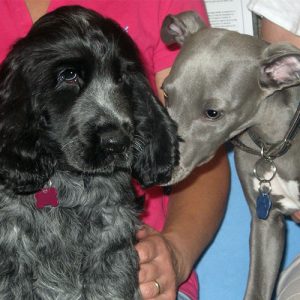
[{"x1": 253, "y1": 172, "x2": 300, "y2": 211}]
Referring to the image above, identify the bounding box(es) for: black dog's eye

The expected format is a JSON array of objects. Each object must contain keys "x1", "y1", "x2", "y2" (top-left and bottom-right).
[
  {"x1": 205, "y1": 109, "x2": 223, "y2": 120},
  {"x1": 117, "y1": 73, "x2": 125, "y2": 84},
  {"x1": 58, "y1": 68, "x2": 78, "y2": 83}
]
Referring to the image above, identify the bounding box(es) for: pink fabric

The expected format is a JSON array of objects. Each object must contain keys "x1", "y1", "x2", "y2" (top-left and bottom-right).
[{"x1": 0, "y1": 1, "x2": 209, "y2": 298}]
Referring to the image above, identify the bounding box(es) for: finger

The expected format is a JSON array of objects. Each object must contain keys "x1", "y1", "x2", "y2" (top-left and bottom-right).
[
  {"x1": 148, "y1": 291, "x2": 176, "y2": 300},
  {"x1": 136, "y1": 228, "x2": 148, "y2": 240},
  {"x1": 139, "y1": 262, "x2": 158, "y2": 283},
  {"x1": 136, "y1": 225, "x2": 154, "y2": 240},
  {"x1": 139, "y1": 280, "x2": 162, "y2": 299},
  {"x1": 135, "y1": 239, "x2": 157, "y2": 264},
  {"x1": 148, "y1": 293, "x2": 174, "y2": 300}
]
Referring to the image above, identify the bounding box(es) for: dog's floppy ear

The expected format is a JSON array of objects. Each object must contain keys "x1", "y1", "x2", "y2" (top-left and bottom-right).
[
  {"x1": 131, "y1": 75, "x2": 179, "y2": 188},
  {"x1": 0, "y1": 52, "x2": 56, "y2": 194},
  {"x1": 160, "y1": 11, "x2": 207, "y2": 45},
  {"x1": 259, "y1": 43, "x2": 300, "y2": 92}
]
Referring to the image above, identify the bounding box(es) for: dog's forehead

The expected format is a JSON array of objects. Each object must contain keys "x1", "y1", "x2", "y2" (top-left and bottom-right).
[
  {"x1": 165, "y1": 28, "x2": 265, "y2": 88},
  {"x1": 193, "y1": 29, "x2": 265, "y2": 56},
  {"x1": 7, "y1": 11, "x2": 141, "y2": 76},
  {"x1": 22, "y1": 7, "x2": 135, "y2": 60}
]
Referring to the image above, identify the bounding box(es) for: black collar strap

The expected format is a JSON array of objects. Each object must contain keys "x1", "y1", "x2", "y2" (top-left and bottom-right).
[{"x1": 231, "y1": 101, "x2": 300, "y2": 159}]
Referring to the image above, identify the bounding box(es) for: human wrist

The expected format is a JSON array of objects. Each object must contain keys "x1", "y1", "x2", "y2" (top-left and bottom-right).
[{"x1": 161, "y1": 230, "x2": 195, "y2": 285}]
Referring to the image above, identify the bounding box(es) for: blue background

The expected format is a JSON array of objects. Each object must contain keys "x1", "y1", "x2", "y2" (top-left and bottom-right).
[{"x1": 195, "y1": 151, "x2": 300, "y2": 300}]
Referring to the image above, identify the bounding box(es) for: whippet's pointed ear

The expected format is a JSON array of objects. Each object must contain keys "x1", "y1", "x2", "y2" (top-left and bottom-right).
[
  {"x1": 160, "y1": 11, "x2": 207, "y2": 45},
  {"x1": 259, "y1": 43, "x2": 300, "y2": 91}
]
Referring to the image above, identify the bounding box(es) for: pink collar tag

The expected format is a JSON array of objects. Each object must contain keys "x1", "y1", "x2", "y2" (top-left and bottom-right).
[{"x1": 34, "y1": 187, "x2": 59, "y2": 209}]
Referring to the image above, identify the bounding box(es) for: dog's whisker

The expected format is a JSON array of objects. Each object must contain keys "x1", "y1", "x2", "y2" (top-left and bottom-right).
[
  {"x1": 133, "y1": 136, "x2": 146, "y2": 154},
  {"x1": 61, "y1": 138, "x2": 78, "y2": 150}
]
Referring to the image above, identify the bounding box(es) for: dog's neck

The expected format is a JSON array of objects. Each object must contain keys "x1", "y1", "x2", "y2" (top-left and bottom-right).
[
  {"x1": 250, "y1": 86, "x2": 300, "y2": 145},
  {"x1": 39, "y1": 170, "x2": 134, "y2": 209}
]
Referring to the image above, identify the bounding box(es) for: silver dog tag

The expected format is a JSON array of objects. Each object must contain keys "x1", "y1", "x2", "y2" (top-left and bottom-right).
[{"x1": 253, "y1": 157, "x2": 276, "y2": 220}]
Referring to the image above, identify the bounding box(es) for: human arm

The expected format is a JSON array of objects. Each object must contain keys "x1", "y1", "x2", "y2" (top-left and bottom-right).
[
  {"x1": 135, "y1": 68, "x2": 230, "y2": 299},
  {"x1": 156, "y1": 68, "x2": 230, "y2": 281},
  {"x1": 260, "y1": 18, "x2": 300, "y2": 47}
]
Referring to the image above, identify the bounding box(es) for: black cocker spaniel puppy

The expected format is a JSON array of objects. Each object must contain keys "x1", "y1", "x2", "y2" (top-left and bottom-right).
[{"x1": 0, "y1": 6, "x2": 179, "y2": 299}]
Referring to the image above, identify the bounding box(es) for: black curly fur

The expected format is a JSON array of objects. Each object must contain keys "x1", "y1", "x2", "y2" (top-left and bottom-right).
[{"x1": 0, "y1": 6, "x2": 179, "y2": 299}]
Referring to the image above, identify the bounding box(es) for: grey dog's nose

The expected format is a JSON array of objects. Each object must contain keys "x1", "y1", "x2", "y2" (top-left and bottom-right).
[{"x1": 100, "y1": 128, "x2": 130, "y2": 154}]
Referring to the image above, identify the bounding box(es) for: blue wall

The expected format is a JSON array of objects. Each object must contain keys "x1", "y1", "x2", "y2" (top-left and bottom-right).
[{"x1": 195, "y1": 151, "x2": 300, "y2": 300}]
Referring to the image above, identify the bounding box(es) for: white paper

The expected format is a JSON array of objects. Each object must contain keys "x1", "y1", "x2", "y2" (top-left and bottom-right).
[{"x1": 204, "y1": 0, "x2": 254, "y2": 35}]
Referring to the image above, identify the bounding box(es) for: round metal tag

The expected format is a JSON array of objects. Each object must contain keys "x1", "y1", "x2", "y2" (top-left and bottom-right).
[{"x1": 253, "y1": 157, "x2": 277, "y2": 182}]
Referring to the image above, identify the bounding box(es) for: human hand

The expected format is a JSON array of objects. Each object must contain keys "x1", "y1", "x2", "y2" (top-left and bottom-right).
[
  {"x1": 135, "y1": 225, "x2": 183, "y2": 299},
  {"x1": 291, "y1": 211, "x2": 300, "y2": 223}
]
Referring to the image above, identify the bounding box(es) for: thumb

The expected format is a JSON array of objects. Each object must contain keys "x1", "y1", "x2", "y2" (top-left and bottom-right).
[{"x1": 136, "y1": 225, "x2": 155, "y2": 240}]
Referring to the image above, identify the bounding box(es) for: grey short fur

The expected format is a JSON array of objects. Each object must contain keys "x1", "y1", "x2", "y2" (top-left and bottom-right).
[{"x1": 161, "y1": 11, "x2": 300, "y2": 300}]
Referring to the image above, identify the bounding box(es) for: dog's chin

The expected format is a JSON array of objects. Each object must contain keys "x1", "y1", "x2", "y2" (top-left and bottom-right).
[
  {"x1": 81, "y1": 164, "x2": 130, "y2": 176},
  {"x1": 59, "y1": 154, "x2": 131, "y2": 176},
  {"x1": 196, "y1": 154, "x2": 215, "y2": 167},
  {"x1": 161, "y1": 154, "x2": 215, "y2": 186},
  {"x1": 161, "y1": 165, "x2": 193, "y2": 186}
]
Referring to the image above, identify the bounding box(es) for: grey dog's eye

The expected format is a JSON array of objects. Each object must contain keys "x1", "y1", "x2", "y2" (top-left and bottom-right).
[
  {"x1": 205, "y1": 109, "x2": 222, "y2": 120},
  {"x1": 58, "y1": 69, "x2": 78, "y2": 83}
]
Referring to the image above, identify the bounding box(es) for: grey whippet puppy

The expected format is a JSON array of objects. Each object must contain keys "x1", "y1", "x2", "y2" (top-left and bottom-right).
[{"x1": 160, "y1": 11, "x2": 300, "y2": 300}]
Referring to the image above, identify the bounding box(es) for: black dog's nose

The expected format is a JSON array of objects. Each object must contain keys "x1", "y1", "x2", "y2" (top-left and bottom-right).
[{"x1": 100, "y1": 128, "x2": 131, "y2": 154}]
